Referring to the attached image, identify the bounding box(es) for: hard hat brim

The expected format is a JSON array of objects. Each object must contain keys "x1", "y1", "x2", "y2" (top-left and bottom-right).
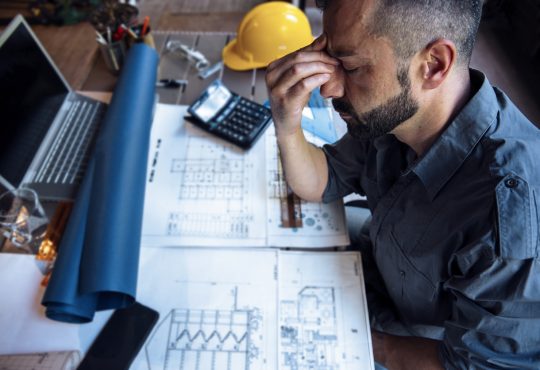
[{"x1": 222, "y1": 38, "x2": 268, "y2": 71}]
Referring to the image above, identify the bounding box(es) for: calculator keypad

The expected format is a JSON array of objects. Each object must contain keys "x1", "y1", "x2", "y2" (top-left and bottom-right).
[{"x1": 190, "y1": 94, "x2": 272, "y2": 149}]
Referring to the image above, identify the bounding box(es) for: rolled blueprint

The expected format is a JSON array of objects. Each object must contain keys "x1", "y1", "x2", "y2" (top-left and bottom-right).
[{"x1": 42, "y1": 43, "x2": 159, "y2": 323}]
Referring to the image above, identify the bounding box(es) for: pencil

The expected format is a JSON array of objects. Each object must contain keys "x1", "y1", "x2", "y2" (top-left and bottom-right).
[{"x1": 121, "y1": 24, "x2": 138, "y2": 39}]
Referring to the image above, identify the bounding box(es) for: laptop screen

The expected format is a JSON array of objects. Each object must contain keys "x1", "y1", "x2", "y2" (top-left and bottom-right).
[{"x1": 0, "y1": 18, "x2": 69, "y2": 187}]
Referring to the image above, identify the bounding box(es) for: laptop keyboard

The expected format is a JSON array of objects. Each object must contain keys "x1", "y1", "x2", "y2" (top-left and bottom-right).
[{"x1": 34, "y1": 99, "x2": 105, "y2": 185}]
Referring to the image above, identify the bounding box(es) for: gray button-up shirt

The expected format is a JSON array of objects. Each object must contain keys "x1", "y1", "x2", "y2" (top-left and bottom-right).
[{"x1": 322, "y1": 70, "x2": 540, "y2": 369}]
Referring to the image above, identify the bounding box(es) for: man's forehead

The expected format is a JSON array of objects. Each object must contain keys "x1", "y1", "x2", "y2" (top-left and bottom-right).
[
  {"x1": 323, "y1": 0, "x2": 378, "y2": 57},
  {"x1": 323, "y1": 0, "x2": 376, "y2": 28}
]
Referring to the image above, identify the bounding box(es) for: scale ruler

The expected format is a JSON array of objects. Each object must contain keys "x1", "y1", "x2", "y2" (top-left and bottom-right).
[{"x1": 0, "y1": 351, "x2": 80, "y2": 370}]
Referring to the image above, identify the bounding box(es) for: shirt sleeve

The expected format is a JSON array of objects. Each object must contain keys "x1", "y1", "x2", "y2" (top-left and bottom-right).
[
  {"x1": 321, "y1": 133, "x2": 370, "y2": 203},
  {"x1": 439, "y1": 177, "x2": 540, "y2": 369}
]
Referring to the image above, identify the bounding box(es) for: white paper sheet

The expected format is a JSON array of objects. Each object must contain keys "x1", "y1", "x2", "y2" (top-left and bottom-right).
[
  {"x1": 0, "y1": 254, "x2": 80, "y2": 355},
  {"x1": 131, "y1": 247, "x2": 373, "y2": 370},
  {"x1": 141, "y1": 104, "x2": 349, "y2": 248}
]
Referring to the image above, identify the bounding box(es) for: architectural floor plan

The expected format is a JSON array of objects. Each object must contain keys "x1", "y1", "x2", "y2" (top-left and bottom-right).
[
  {"x1": 141, "y1": 104, "x2": 349, "y2": 248},
  {"x1": 131, "y1": 247, "x2": 373, "y2": 370}
]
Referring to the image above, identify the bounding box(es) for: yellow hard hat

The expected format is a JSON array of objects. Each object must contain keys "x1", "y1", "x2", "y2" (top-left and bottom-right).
[{"x1": 222, "y1": 1, "x2": 313, "y2": 71}]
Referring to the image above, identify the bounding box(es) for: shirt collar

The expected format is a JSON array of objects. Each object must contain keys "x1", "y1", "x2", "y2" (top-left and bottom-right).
[{"x1": 410, "y1": 69, "x2": 499, "y2": 200}]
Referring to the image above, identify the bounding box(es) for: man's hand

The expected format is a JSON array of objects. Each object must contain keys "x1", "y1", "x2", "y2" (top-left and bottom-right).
[
  {"x1": 263, "y1": 34, "x2": 338, "y2": 202},
  {"x1": 265, "y1": 34, "x2": 339, "y2": 138}
]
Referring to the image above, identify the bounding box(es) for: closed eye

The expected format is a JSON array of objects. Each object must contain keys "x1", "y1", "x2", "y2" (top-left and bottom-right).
[{"x1": 343, "y1": 64, "x2": 371, "y2": 76}]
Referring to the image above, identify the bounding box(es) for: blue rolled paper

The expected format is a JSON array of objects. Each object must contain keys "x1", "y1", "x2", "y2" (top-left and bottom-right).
[{"x1": 42, "y1": 43, "x2": 159, "y2": 323}]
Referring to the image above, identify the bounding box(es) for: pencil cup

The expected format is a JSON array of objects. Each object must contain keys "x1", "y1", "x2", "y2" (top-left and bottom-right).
[{"x1": 98, "y1": 39, "x2": 126, "y2": 75}]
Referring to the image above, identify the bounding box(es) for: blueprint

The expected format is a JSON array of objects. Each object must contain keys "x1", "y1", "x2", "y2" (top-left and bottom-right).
[
  {"x1": 131, "y1": 247, "x2": 373, "y2": 370},
  {"x1": 141, "y1": 104, "x2": 349, "y2": 248}
]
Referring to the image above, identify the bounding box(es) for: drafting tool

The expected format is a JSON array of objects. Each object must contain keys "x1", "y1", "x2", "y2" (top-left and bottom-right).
[
  {"x1": 277, "y1": 149, "x2": 303, "y2": 228},
  {"x1": 198, "y1": 61, "x2": 223, "y2": 80},
  {"x1": 0, "y1": 351, "x2": 80, "y2": 370},
  {"x1": 165, "y1": 40, "x2": 209, "y2": 71}
]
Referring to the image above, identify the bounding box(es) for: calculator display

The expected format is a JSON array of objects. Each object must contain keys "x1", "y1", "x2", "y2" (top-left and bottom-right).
[{"x1": 192, "y1": 82, "x2": 232, "y2": 121}]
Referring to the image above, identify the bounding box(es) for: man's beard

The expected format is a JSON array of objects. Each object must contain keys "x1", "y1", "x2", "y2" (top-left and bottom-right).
[{"x1": 332, "y1": 68, "x2": 419, "y2": 139}]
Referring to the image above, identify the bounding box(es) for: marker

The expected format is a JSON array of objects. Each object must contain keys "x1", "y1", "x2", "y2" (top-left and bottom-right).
[
  {"x1": 113, "y1": 26, "x2": 125, "y2": 42},
  {"x1": 141, "y1": 16, "x2": 150, "y2": 37}
]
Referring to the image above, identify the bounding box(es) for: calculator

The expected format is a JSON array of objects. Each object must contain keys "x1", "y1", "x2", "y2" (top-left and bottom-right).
[{"x1": 186, "y1": 80, "x2": 272, "y2": 149}]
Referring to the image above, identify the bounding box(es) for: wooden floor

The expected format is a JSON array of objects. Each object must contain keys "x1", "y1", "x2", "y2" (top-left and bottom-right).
[{"x1": 0, "y1": 0, "x2": 538, "y2": 125}]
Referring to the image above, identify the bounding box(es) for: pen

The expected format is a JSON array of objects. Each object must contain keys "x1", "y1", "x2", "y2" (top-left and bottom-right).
[
  {"x1": 96, "y1": 31, "x2": 108, "y2": 45},
  {"x1": 156, "y1": 79, "x2": 188, "y2": 88},
  {"x1": 121, "y1": 24, "x2": 138, "y2": 39},
  {"x1": 141, "y1": 16, "x2": 150, "y2": 37}
]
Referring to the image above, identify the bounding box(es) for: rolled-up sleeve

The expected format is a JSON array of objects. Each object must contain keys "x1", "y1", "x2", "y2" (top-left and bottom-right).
[
  {"x1": 321, "y1": 133, "x2": 370, "y2": 203},
  {"x1": 441, "y1": 255, "x2": 540, "y2": 369}
]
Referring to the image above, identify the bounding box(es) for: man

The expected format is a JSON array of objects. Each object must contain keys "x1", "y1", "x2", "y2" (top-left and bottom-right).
[{"x1": 266, "y1": 0, "x2": 540, "y2": 369}]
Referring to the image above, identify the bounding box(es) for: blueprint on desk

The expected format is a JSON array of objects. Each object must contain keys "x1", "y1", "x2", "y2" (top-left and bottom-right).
[
  {"x1": 141, "y1": 104, "x2": 349, "y2": 248},
  {"x1": 131, "y1": 247, "x2": 374, "y2": 370}
]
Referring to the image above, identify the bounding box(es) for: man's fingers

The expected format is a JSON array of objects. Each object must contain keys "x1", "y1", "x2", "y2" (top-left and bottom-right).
[
  {"x1": 267, "y1": 53, "x2": 338, "y2": 88},
  {"x1": 270, "y1": 73, "x2": 331, "y2": 121},
  {"x1": 265, "y1": 33, "x2": 337, "y2": 133},
  {"x1": 271, "y1": 61, "x2": 335, "y2": 94},
  {"x1": 267, "y1": 34, "x2": 337, "y2": 74},
  {"x1": 268, "y1": 49, "x2": 338, "y2": 74},
  {"x1": 288, "y1": 73, "x2": 332, "y2": 98}
]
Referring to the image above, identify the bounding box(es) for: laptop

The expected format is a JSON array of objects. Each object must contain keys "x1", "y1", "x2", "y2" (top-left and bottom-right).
[{"x1": 0, "y1": 15, "x2": 106, "y2": 200}]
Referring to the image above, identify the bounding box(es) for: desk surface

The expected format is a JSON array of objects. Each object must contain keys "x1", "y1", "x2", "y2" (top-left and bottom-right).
[{"x1": 0, "y1": 0, "x2": 262, "y2": 91}]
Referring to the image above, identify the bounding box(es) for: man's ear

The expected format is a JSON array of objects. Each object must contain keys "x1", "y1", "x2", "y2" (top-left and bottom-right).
[{"x1": 420, "y1": 39, "x2": 457, "y2": 89}]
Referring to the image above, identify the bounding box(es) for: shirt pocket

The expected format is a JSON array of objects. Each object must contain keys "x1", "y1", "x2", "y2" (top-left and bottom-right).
[
  {"x1": 495, "y1": 173, "x2": 538, "y2": 259},
  {"x1": 381, "y1": 230, "x2": 440, "y2": 324}
]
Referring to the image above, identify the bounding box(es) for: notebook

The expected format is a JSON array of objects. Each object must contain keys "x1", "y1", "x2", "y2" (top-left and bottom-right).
[{"x1": 0, "y1": 15, "x2": 106, "y2": 200}]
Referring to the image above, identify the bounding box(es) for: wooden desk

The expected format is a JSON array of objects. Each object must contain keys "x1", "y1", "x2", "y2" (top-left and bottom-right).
[
  {"x1": 33, "y1": 23, "x2": 99, "y2": 90},
  {"x1": 0, "y1": 8, "x2": 254, "y2": 92}
]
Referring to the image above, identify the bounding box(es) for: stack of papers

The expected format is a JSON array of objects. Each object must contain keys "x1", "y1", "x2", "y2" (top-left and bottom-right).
[{"x1": 131, "y1": 247, "x2": 374, "y2": 370}]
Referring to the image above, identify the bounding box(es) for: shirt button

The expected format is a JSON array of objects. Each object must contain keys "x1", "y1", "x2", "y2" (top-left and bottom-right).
[
  {"x1": 505, "y1": 178, "x2": 518, "y2": 188},
  {"x1": 400, "y1": 270, "x2": 406, "y2": 278}
]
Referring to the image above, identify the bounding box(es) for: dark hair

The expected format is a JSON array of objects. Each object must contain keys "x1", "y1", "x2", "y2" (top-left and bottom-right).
[{"x1": 316, "y1": 0, "x2": 482, "y2": 67}]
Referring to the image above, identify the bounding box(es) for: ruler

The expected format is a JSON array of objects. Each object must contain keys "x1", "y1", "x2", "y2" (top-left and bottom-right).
[
  {"x1": 0, "y1": 351, "x2": 80, "y2": 370},
  {"x1": 277, "y1": 150, "x2": 303, "y2": 228}
]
